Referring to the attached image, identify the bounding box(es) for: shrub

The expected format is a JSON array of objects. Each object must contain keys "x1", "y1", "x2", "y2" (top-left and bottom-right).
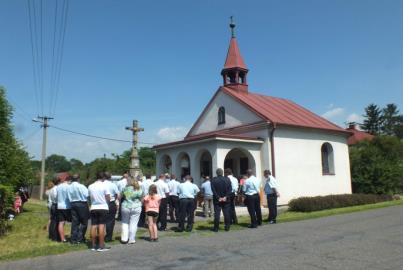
[
  {"x1": 0, "y1": 184, "x2": 15, "y2": 236},
  {"x1": 288, "y1": 194, "x2": 394, "y2": 212}
]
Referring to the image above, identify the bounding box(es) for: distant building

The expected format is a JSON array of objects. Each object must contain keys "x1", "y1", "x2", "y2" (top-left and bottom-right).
[
  {"x1": 154, "y1": 23, "x2": 352, "y2": 205},
  {"x1": 346, "y1": 124, "x2": 374, "y2": 145}
]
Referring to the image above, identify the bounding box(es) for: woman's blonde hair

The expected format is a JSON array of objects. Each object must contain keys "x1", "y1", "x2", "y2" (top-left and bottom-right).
[
  {"x1": 47, "y1": 181, "x2": 54, "y2": 190},
  {"x1": 128, "y1": 177, "x2": 140, "y2": 190}
]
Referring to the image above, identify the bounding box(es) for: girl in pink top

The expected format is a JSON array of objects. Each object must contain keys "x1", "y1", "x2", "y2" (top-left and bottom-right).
[{"x1": 142, "y1": 184, "x2": 161, "y2": 242}]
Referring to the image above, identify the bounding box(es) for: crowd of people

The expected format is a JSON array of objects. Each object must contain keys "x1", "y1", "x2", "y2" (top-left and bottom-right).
[{"x1": 45, "y1": 167, "x2": 279, "y2": 252}]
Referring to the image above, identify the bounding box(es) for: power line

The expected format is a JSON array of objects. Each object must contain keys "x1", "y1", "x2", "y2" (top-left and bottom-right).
[
  {"x1": 51, "y1": 0, "x2": 70, "y2": 117},
  {"x1": 49, "y1": 124, "x2": 155, "y2": 145}
]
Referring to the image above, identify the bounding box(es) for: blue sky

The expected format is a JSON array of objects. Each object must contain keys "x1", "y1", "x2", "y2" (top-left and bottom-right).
[{"x1": 1, "y1": 0, "x2": 402, "y2": 162}]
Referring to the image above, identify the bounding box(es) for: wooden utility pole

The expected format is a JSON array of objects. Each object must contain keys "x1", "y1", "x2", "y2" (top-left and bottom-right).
[
  {"x1": 125, "y1": 120, "x2": 144, "y2": 177},
  {"x1": 33, "y1": 116, "x2": 53, "y2": 200}
]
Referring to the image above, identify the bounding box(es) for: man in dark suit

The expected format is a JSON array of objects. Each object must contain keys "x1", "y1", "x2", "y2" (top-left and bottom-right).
[{"x1": 210, "y1": 168, "x2": 232, "y2": 232}]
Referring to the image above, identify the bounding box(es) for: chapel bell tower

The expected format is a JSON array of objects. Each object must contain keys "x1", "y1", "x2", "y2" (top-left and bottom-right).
[{"x1": 221, "y1": 17, "x2": 249, "y2": 92}]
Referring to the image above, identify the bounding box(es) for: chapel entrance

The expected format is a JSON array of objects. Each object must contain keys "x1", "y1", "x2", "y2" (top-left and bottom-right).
[
  {"x1": 224, "y1": 148, "x2": 256, "y2": 179},
  {"x1": 176, "y1": 152, "x2": 191, "y2": 180}
]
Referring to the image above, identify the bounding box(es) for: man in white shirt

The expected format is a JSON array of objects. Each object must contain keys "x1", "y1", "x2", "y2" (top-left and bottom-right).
[
  {"x1": 168, "y1": 174, "x2": 180, "y2": 222},
  {"x1": 225, "y1": 168, "x2": 239, "y2": 225},
  {"x1": 263, "y1": 169, "x2": 280, "y2": 224},
  {"x1": 104, "y1": 172, "x2": 120, "y2": 242},
  {"x1": 138, "y1": 174, "x2": 153, "y2": 228},
  {"x1": 155, "y1": 174, "x2": 170, "y2": 231},
  {"x1": 47, "y1": 178, "x2": 59, "y2": 241},
  {"x1": 88, "y1": 172, "x2": 111, "y2": 252}
]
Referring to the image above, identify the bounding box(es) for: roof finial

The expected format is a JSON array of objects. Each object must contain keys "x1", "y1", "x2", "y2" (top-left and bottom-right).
[{"x1": 230, "y1": 16, "x2": 235, "y2": 38}]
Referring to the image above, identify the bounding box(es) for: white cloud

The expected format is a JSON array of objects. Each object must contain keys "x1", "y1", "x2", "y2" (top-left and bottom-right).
[
  {"x1": 321, "y1": 107, "x2": 345, "y2": 120},
  {"x1": 346, "y1": 113, "x2": 363, "y2": 124},
  {"x1": 156, "y1": 126, "x2": 188, "y2": 143}
]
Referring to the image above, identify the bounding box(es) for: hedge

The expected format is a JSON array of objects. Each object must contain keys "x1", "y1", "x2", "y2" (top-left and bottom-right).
[
  {"x1": 288, "y1": 194, "x2": 394, "y2": 212},
  {"x1": 0, "y1": 184, "x2": 14, "y2": 236}
]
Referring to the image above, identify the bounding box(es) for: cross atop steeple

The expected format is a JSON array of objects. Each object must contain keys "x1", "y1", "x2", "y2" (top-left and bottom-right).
[{"x1": 230, "y1": 16, "x2": 236, "y2": 38}]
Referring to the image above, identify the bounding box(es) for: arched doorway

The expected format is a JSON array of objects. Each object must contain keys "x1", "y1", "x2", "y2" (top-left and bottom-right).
[
  {"x1": 199, "y1": 150, "x2": 212, "y2": 179},
  {"x1": 159, "y1": 155, "x2": 172, "y2": 174},
  {"x1": 224, "y1": 148, "x2": 256, "y2": 179},
  {"x1": 176, "y1": 152, "x2": 191, "y2": 180}
]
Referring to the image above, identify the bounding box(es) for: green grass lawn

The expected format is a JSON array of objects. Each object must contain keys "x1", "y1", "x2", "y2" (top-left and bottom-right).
[{"x1": 1, "y1": 198, "x2": 402, "y2": 262}]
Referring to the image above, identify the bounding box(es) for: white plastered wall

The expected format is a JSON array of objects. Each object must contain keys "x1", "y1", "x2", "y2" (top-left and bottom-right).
[
  {"x1": 273, "y1": 127, "x2": 352, "y2": 205},
  {"x1": 189, "y1": 91, "x2": 262, "y2": 136}
]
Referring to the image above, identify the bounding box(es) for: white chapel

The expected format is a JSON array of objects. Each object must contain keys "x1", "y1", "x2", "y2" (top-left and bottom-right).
[{"x1": 154, "y1": 23, "x2": 352, "y2": 205}]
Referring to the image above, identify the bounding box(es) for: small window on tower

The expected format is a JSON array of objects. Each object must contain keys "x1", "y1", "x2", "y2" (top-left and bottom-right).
[{"x1": 218, "y1": 107, "x2": 226, "y2": 125}]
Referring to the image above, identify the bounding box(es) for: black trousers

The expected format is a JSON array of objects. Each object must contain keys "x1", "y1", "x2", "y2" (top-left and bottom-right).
[
  {"x1": 157, "y1": 198, "x2": 168, "y2": 230},
  {"x1": 178, "y1": 198, "x2": 195, "y2": 230},
  {"x1": 105, "y1": 201, "x2": 117, "y2": 241},
  {"x1": 48, "y1": 203, "x2": 60, "y2": 241},
  {"x1": 169, "y1": 195, "x2": 179, "y2": 222},
  {"x1": 245, "y1": 194, "x2": 262, "y2": 227},
  {"x1": 70, "y1": 201, "x2": 89, "y2": 242},
  {"x1": 229, "y1": 193, "x2": 238, "y2": 224},
  {"x1": 267, "y1": 194, "x2": 278, "y2": 222},
  {"x1": 213, "y1": 201, "x2": 230, "y2": 230},
  {"x1": 138, "y1": 205, "x2": 146, "y2": 227}
]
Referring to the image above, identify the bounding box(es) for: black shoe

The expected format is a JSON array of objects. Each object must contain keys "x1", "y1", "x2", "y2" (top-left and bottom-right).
[
  {"x1": 224, "y1": 226, "x2": 230, "y2": 231},
  {"x1": 176, "y1": 228, "x2": 184, "y2": 232},
  {"x1": 247, "y1": 224, "x2": 257, "y2": 229},
  {"x1": 211, "y1": 228, "x2": 218, "y2": 232},
  {"x1": 158, "y1": 228, "x2": 167, "y2": 231},
  {"x1": 269, "y1": 220, "x2": 276, "y2": 224},
  {"x1": 185, "y1": 226, "x2": 193, "y2": 232}
]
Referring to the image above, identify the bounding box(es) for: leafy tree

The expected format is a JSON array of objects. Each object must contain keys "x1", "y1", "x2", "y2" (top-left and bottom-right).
[
  {"x1": 0, "y1": 87, "x2": 33, "y2": 235},
  {"x1": 381, "y1": 103, "x2": 399, "y2": 136},
  {"x1": 394, "y1": 115, "x2": 403, "y2": 139},
  {"x1": 45, "y1": 154, "x2": 72, "y2": 173},
  {"x1": 70, "y1": 158, "x2": 84, "y2": 172},
  {"x1": 139, "y1": 147, "x2": 156, "y2": 175},
  {"x1": 360, "y1": 103, "x2": 383, "y2": 135},
  {"x1": 350, "y1": 136, "x2": 403, "y2": 194}
]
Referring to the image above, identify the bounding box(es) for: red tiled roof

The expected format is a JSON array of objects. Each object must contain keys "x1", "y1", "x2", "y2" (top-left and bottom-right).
[
  {"x1": 346, "y1": 126, "x2": 374, "y2": 145},
  {"x1": 223, "y1": 38, "x2": 247, "y2": 70},
  {"x1": 154, "y1": 132, "x2": 263, "y2": 149},
  {"x1": 222, "y1": 86, "x2": 349, "y2": 133}
]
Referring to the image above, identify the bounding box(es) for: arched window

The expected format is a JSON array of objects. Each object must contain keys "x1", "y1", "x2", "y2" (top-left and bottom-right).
[
  {"x1": 218, "y1": 106, "x2": 226, "y2": 125},
  {"x1": 321, "y1": 143, "x2": 335, "y2": 175}
]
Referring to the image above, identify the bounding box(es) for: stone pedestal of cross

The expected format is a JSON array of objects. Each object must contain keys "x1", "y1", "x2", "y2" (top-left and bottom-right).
[{"x1": 125, "y1": 120, "x2": 144, "y2": 177}]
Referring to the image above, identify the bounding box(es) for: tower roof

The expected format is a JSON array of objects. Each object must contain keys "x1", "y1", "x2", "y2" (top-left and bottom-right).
[{"x1": 223, "y1": 37, "x2": 247, "y2": 70}]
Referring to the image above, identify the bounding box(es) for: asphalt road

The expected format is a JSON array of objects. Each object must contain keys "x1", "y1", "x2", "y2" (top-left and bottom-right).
[{"x1": 1, "y1": 205, "x2": 403, "y2": 270}]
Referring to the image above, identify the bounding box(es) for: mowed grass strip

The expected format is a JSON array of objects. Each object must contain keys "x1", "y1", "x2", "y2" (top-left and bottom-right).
[{"x1": 1, "y1": 198, "x2": 402, "y2": 261}]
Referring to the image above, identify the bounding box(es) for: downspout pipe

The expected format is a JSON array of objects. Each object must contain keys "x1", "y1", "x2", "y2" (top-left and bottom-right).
[{"x1": 269, "y1": 123, "x2": 277, "y2": 177}]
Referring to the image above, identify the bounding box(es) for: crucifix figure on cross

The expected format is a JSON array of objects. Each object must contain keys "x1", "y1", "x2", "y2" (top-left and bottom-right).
[{"x1": 125, "y1": 120, "x2": 144, "y2": 177}]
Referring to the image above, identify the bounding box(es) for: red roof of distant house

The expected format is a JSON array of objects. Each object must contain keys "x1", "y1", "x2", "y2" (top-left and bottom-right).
[
  {"x1": 222, "y1": 86, "x2": 349, "y2": 133},
  {"x1": 346, "y1": 125, "x2": 374, "y2": 145},
  {"x1": 223, "y1": 38, "x2": 247, "y2": 70}
]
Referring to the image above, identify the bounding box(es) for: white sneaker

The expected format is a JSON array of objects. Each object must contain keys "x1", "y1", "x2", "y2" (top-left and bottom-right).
[
  {"x1": 97, "y1": 246, "x2": 111, "y2": 252},
  {"x1": 128, "y1": 240, "x2": 136, "y2": 244}
]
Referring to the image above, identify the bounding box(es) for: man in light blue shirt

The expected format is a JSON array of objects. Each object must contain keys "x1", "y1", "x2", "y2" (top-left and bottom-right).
[
  {"x1": 177, "y1": 175, "x2": 200, "y2": 232},
  {"x1": 201, "y1": 176, "x2": 214, "y2": 217},
  {"x1": 56, "y1": 173, "x2": 71, "y2": 242},
  {"x1": 243, "y1": 169, "x2": 262, "y2": 228},
  {"x1": 264, "y1": 169, "x2": 280, "y2": 224},
  {"x1": 67, "y1": 174, "x2": 89, "y2": 244}
]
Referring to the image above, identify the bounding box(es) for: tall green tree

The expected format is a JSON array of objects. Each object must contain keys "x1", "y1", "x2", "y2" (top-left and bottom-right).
[
  {"x1": 45, "y1": 154, "x2": 72, "y2": 173},
  {"x1": 350, "y1": 136, "x2": 403, "y2": 194},
  {"x1": 361, "y1": 103, "x2": 383, "y2": 135},
  {"x1": 0, "y1": 87, "x2": 33, "y2": 189},
  {"x1": 381, "y1": 103, "x2": 400, "y2": 136}
]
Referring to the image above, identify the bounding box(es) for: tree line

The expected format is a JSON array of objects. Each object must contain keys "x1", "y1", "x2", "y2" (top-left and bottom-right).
[
  {"x1": 359, "y1": 103, "x2": 403, "y2": 138},
  {"x1": 31, "y1": 148, "x2": 156, "y2": 186},
  {"x1": 350, "y1": 103, "x2": 403, "y2": 194}
]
